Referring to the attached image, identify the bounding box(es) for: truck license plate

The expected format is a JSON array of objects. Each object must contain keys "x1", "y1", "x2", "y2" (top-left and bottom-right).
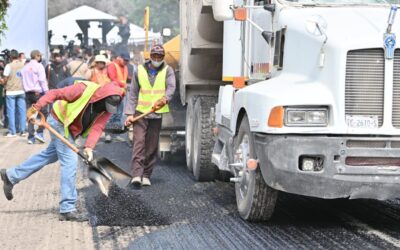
[{"x1": 346, "y1": 115, "x2": 378, "y2": 129}]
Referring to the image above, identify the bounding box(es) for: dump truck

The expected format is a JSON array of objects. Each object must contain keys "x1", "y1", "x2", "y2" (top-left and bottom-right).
[{"x1": 181, "y1": 0, "x2": 400, "y2": 221}]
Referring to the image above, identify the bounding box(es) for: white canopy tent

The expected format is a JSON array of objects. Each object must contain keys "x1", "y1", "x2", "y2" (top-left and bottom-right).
[{"x1": 48, "y1": 5, "x2": 161, "y2": 46}]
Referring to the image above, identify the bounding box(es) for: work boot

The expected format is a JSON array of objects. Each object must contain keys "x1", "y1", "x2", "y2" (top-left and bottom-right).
[
  {"x1": 0, "y1": 169, "x2": 14, "y2": 200},
  {"x1": 59, "y1": 211, "x2": 89, "y2": 222},
  {"x1": 128, "y1": 176, "x2": 142, "y2": 189},
  {"x1": 142, "y1": 177, "x2": 151, "y2": 186}
]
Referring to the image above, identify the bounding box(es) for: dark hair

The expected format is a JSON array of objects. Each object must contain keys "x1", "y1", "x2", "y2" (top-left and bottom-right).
[{"x1": 10, "y1": 49, "x2": 18, "y2": 59}]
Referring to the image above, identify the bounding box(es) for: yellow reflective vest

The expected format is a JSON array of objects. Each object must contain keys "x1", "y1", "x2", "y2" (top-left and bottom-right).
[
  {"x1": 53, "y1": 81, "x2": 100, "y2": 138},
  {"x1": 136, "y1": 65, "x2": 169, "y2": 114}
]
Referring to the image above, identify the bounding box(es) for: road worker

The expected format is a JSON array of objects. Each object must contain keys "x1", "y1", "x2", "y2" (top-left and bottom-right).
[
  {"x1": 105, "y1": 52, "x2": 129, "y2": 142},
  {"x1": 86, "y1": 54, "x2": 111, "y2": 86},
  {"x1": 0, "y1": 81, "x2": 123, "y2": 222},
  {"x1": 124, "y1": 44, "x2": 176, "y2": 188}
]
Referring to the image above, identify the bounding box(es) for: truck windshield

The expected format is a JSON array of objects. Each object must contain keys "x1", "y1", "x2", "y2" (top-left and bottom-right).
[{"x1": 284, "y1": 0, "x2": 390, "y2": 5}]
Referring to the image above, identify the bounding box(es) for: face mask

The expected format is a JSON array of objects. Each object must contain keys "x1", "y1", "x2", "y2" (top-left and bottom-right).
[{"x1": 151, "y1": 59, "x2": 163, "y2": 68}]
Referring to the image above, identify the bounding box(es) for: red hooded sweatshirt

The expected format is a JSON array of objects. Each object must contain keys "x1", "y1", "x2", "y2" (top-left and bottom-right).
[{"x1": 34, "y1": 81, "x2": 124, "y2": 149}]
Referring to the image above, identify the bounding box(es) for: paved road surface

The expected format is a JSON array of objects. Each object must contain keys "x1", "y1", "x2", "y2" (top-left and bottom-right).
[{"x1": 1, "y1": 131, "x2": 400, "y2": 249}]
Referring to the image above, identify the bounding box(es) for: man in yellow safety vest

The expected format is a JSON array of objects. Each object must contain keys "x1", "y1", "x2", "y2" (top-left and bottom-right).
[
  {"x1": 124, "y1": 45, "x2": 176, "y2": 188},
  {"x1": 0, "y1": 81, "x2": 123, "y2": 222}
]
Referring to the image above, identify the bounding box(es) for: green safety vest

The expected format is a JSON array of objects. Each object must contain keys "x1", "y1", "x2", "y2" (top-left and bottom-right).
[
  {"x1": 136, "y1": 65, "x2": 170, "y2": 114},
  {"x1": 53, "y1": 81, "x2": 100, "y2": 138}
]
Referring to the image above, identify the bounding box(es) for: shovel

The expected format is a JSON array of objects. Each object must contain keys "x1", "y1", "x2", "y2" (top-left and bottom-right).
[
  {"x1": 31, "y1": 107, "x2": 159, "y2": 195},
  {"x1": 31, "y1": 112, "x2": 132, "y2": 196}
]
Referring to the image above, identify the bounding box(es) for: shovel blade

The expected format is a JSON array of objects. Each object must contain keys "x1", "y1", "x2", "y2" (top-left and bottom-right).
[{"x1": 88, "y1": 157, "x2": 132, "y2": 195}]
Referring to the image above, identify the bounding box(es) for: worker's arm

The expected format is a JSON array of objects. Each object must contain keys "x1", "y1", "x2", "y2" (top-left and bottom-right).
[
  {"x1": 33, "y1": 83, "x2": 86, "y2": 110},
  {"x1": 124, "y1": 70, "x2": 139, "y2": 116},
  {"x1": 84, "y1": 112, "x2": 112, "y2": 149},
  {"x1": 165, "y1": 66, "x2": 176, "y2": 102},
  {"x1": 107, "y1": 63, "x2": 125, "y2": 89},
  {"x1": 107, "y1": 63, "x2": 118, "y2": 82}
]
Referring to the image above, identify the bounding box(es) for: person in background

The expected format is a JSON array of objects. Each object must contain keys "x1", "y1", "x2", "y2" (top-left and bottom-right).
[
  {"x1": 124, "y1": 45, "x2": 176, "y2": 187},
  {"x1": 1, "y1": 49, "x2": 26, "y2": 137},
  {"x1": 46, "y1": 52, "x2": 70, "y2": 90},
  {"x1": 86, "y1": 54, "x2": 111, "y2": 86},
  {"x1": 68, "y1": 50, "x2": 89, "y2": 79},
  {"x1": 21, "y1": 50, "x2": 49, "y2": 144},
  {"x1": 105, "y1": 52, "x2": 129, "y2": 142},
  {"x1": 18, "y1": 52, "x2": 26, "y2": 64},
  {"x1": 0, "y1": 60, "x2": 6, "y2": 127}
]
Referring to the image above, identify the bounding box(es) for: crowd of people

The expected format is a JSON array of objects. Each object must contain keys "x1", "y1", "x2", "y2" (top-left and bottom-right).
[{"x1": 0, "y1": 47, "x2": 135, "y2": 143}]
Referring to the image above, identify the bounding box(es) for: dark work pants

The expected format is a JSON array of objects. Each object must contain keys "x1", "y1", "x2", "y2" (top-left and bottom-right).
[
  {"x1": 25, "y1": 92, "x2": 49, "y2": 139},
  {"x1": 131, "y1": 117, "x2": 162, "y2": 178}
]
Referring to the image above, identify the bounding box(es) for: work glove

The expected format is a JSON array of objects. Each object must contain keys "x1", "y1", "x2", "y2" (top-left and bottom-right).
[
  {"x1": 83, "y1": 148, "x2": 94, "y2": 162},
  {"x1": 26, "y1": 106, "x2": 38, "y2": 122},
  {"x1": 152, "y1": 96, "x2": 168, "y2": 110}
]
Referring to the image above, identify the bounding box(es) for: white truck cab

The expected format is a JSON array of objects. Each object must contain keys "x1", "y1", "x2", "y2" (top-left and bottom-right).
[{"x1": 182, "y1": 0, "x2": 400, "y2": 221}]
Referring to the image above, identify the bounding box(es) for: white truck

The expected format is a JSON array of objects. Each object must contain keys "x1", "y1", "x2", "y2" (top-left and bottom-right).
[{"x1": 181, "y1": 0, "x2": 400, "y2": 221}]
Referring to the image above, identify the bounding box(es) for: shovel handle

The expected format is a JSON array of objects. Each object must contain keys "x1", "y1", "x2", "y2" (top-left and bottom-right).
[
  {"x1": 30, "y1": 113, "x2": 113, "y2": 183},
  {"x1": 125, "y1": 107, "x2": 158, "y2": 126},
  {"x1": 30, "y1": 112, "x2": 80, "y2": 154}
]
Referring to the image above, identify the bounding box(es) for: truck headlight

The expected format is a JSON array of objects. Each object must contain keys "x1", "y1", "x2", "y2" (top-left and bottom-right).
[{"x1": 285, "y1": 107, "x2": 328, "y2": 126}]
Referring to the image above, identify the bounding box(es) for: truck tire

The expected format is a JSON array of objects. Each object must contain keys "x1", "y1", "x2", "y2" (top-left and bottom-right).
[
  {"x1": 185, "y1": 96, "x2": 197, "y2": 171},
  {"x1": 234, "y1": 115, "x2": 278, "y2": 221},
  {"x1": 192, "y1": 96, "x2": 218, "y2": 181}
]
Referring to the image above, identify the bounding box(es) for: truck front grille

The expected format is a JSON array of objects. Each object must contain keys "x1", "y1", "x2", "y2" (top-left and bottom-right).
[
  {"x1": 345, "y1": 49, "x2": 385, "y2": 127},
  {"x1": 393, "y1": 49, "x2": 400, "y2": 128}
]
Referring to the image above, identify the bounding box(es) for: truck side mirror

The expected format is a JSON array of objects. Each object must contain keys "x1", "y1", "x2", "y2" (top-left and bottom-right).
[
  {"x1": 262, "y1": 31, "x2": 273, "y2": 45},
  {"x1": 264, "y1": 4, "x2": 275, "y2": 13}
]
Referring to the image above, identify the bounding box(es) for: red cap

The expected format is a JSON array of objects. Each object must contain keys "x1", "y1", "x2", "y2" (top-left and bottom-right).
[{"x1": 150, "y1": 45, "x2": 165, "y2": 56}]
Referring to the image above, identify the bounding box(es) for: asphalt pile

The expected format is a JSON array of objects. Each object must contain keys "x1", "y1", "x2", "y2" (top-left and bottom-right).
[{"x1": 86, "y1": 184, "x2": 170, "y2": 227}]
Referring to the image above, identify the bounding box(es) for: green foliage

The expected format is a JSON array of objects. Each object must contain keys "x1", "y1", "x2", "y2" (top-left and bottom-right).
[
  {"x1": 0, "y1": 0, "x2": 9, "y2": 42},
  {"x1": 128, "y1": 0, "x2": 180, "y2": 39}
]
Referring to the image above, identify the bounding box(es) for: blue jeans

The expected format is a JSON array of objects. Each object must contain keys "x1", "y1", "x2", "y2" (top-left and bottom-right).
[
  {"x1": 108, "y1": 98, "x2": 125, "y2": 126},
  {"x1": 6, "y1": 94, "x2": 26, "y2": 135},
  {"x1": 6, "y1": 115, "x2": 78, "y2": 213}
]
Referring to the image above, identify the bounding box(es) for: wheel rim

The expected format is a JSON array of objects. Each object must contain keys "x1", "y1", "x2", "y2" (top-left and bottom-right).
[{"x1": 234, "y1": 134, "x2": 251, "y2": 200}]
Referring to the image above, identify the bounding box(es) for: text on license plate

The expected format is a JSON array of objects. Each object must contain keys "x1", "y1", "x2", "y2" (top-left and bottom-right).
[{"x1": 346, "y1": 115, "x2": 378, "y2": 129}]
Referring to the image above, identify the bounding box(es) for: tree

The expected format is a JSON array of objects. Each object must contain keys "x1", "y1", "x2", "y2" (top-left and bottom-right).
[
  {"x1": 128, "y1": 0, "x2": 180, "y2": 38},
  {"x1": 0, "y1": 0, "x2": 9, "y2": 43}
]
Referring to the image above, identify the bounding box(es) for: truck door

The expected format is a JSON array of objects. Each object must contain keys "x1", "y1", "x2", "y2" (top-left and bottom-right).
[{"x1": 246, "y1": 0, "x2": 273, "y2": 81}]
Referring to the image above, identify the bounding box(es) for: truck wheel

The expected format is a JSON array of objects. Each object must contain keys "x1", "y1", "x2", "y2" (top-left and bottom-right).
[
  {"x1": 233, "y1": 115, "x2": 278, "y2": 221},
  {"x1": 192, "y1": 96, "x2": 218, "y2": 181},
  {"x1": 185, "y1": 96, "x2": 197, "y2": 171}
]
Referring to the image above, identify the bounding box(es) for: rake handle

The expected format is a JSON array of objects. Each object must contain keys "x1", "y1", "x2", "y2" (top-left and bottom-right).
[{"x1": 125, "y1": 107, "x2": 158, "y2": 126}]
